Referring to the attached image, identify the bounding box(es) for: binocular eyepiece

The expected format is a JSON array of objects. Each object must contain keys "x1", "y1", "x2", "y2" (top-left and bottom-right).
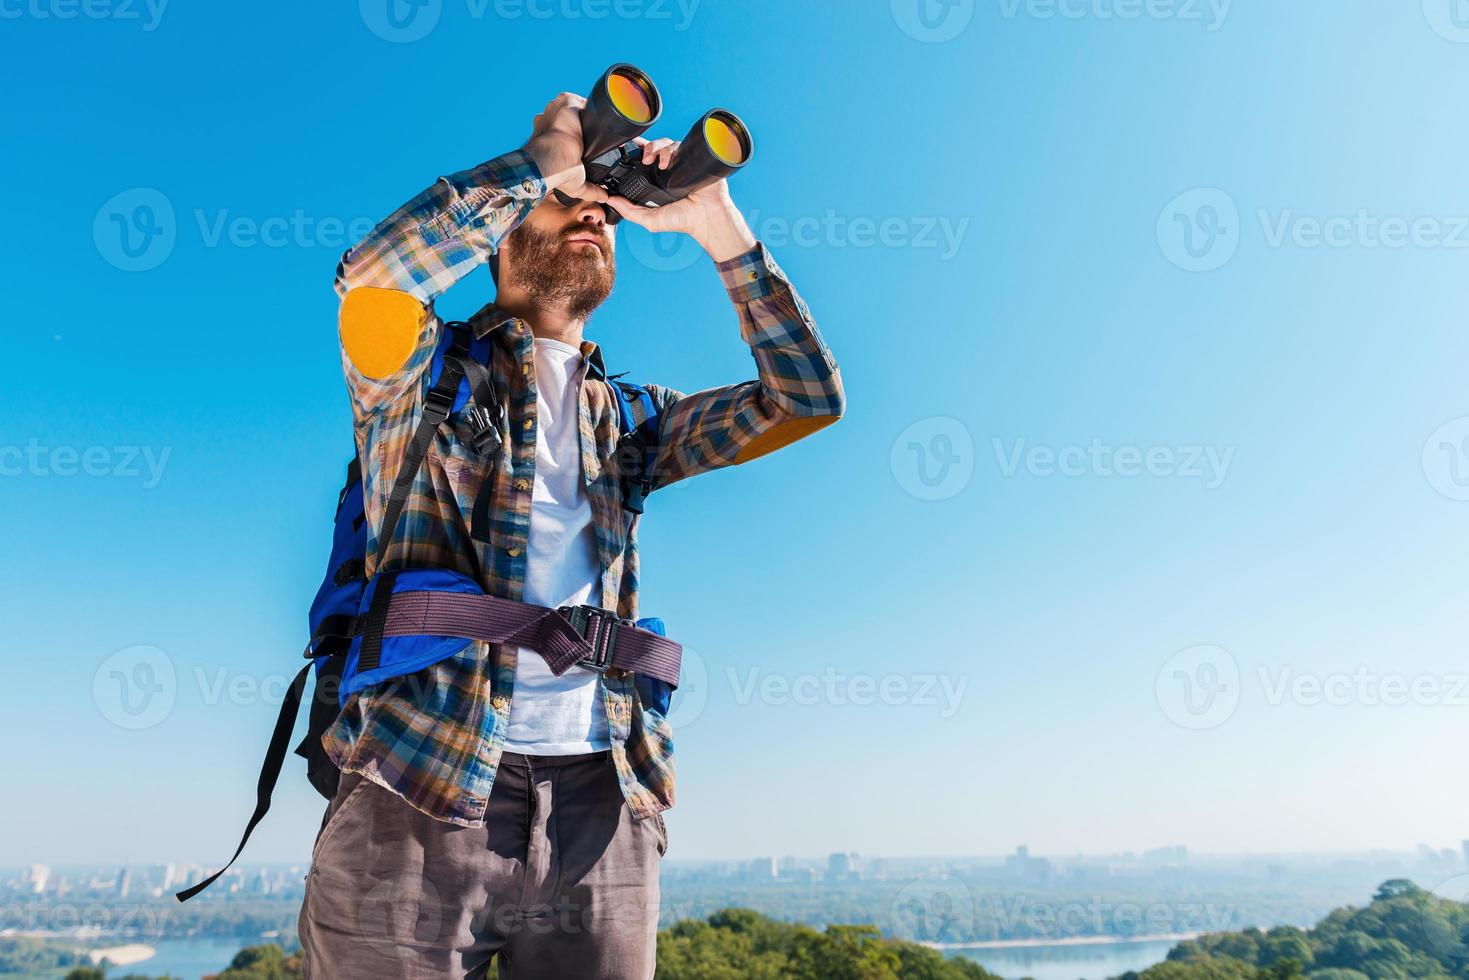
[{"x1": 580, "y1": 63, "x2": 753, "y2": 214}]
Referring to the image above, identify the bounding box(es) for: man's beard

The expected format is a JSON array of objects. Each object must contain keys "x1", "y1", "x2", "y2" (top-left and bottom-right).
[{"x1": 503, "y1": 220, "x2": 615, "y2": 320}]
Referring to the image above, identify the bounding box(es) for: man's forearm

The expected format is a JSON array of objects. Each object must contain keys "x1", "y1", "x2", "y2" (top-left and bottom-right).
[
  {"x1": 334, "y1": 149, "x2": 546, "y2": 303},
  {"x1": 647, "y1": 243, "x2": 845, "y2": 488},
  {"x1": 695, "y1": 204, "x2": 758, "y2": 263}
]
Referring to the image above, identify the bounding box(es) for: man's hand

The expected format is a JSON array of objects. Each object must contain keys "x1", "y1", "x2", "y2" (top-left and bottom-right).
[
  {"x1": 607, "y1": 139, "x2": 758, "y2": 263},
  {"x1": 523, "y1": 93, "x2": 609, "y2": 202}
]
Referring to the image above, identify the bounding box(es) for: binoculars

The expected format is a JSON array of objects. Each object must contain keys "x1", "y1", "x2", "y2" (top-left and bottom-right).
[{"x1": 579, "y1": 63, "x2": 753, "y2": 216}]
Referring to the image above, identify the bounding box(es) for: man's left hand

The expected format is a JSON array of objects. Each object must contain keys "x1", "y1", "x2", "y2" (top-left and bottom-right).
[{"x1": 607, "y1": 138, "x2": 758, "y2": 263}]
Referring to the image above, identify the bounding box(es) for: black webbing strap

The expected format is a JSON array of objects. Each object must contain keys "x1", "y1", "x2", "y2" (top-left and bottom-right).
[
  {"x1": 448, "y1": 352, "x2": 505, "y2": 545},
  {"x1": 175, "y1": 662, "x2": 312, "y2": 902},
  {"x1": 355, "y1": 569, "x2": 400, "y2": 674},
  {"x1": 311, "y1": 614, "x2": 356, "y2": 644},
  {"x1": 375, "y1": 331, "x2": 471, "y2": 565}
]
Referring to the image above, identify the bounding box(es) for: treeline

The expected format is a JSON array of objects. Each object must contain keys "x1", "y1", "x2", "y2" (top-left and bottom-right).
[
  {"x1": 13, "y1": 897, "x2": 302, "y2": 941},
  {"x1": 58, "y1": 909, "x2": 1002, "y2": 979},
  {"x1": 655, "y1": 908, "x2": 1000, "y2": 979},
  {"x1": 1125, "y1": 880, "x2": 1469, "y2": 980},
  {"x1": 54, "y1": 880, "x2": 1468, "y2": 980},
  {"x1": 0, "y1": 938, "x2": 89, "y2": 975}
]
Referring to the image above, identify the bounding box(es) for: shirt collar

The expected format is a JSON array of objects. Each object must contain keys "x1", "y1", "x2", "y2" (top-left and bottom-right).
[
  {"x1": 468, "y1": 302, "x2": 518, "y2": 340},
  {"x1": 470, "y1": 302, "x2": 608, "y2": 378}
]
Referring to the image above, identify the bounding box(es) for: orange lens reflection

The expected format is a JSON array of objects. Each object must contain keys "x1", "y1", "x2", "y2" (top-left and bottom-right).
[
  {"x1": 704, "y1": 113, "x2": 748, "y2": 166},
  {"x1": 607, "y1": 71, "x2": 654, "y2": 124}
]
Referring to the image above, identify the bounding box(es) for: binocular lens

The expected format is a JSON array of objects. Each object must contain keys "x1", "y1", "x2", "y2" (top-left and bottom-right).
[
  {"x1": 703, "y1": 111, "x2": 750, "y2": 166},
  {"x1": 606, "y1": 68, "x2": 656, "y2": 124},
  {"x1": 581, "y1": 64, "x2": 751, "y2": 208}
]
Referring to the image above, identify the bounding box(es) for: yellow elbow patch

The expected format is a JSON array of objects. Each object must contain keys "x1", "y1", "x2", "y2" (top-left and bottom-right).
[
  {"x1": 734, "y1": 414, "x2": 840, "y2": 465},
  {"x1": 340, "y1": 287, "x2": 427, "y2": 379}
]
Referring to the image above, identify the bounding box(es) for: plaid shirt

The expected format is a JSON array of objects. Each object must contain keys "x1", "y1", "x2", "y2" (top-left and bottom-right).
[{"x1": 321, "y1": 149, "x2": 844, "y2": 826}]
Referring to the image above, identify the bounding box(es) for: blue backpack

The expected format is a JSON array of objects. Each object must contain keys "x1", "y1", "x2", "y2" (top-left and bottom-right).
[{"x1": 176, "y1": 320, "x2": 664, "y2": 902}]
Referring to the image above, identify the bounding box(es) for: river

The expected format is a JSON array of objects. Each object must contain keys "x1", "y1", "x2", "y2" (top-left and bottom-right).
[
  {"x1": 108, "y1": 935, "x2": 1178, "y2": 979},
  {"x1": 953, "y1": 937, "x2": 1181, "y2": 980}
]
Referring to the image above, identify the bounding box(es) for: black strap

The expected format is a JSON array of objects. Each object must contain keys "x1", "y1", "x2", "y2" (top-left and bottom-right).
[
  {"x1": 375, "y1": 331, "x2": 471, "y2": 565},
  {"x1": 311, "y1": 614, "x2": 357, "y2": 644},
  {"x1": 454, "y1": 353, "x2": 504, "y2": 458},
  {"x1": 448, "y1": 352, "x2": 505, "y2": 545},
  {"x1": 332, "y1": 558, "x2": 365, "y2": 585},
  {"x1": 471, "y1": 474, "x2": 498, "y2": 544},
  {"x1": 355, "y1": 569, "x2": 399, "y2": 674},
  {"x1": 607, "y1": 381, "x2": 661, "y2": 514},
  {"x1": 338, "y1": 457, "x2": 361, "y2": 510},
  {"x1": 175, "y1": 662, "x2": 312, "y2": 902}
]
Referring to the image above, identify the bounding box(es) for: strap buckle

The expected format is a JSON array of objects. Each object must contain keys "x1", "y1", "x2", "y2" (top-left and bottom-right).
[
  {"x1": 423, "y1": 384, "x2": 456, "y2": 427},
  {"x1": 467, "y1": 402, "x2": 504, "y2": 457},
  {"x1": 558, "y1": 604, "x2": 634, "y2": 674}
]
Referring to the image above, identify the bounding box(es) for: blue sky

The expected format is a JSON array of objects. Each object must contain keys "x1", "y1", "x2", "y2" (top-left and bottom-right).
[{"x1": 5, "y1": 0, "x2": 1469, "y2": 867}]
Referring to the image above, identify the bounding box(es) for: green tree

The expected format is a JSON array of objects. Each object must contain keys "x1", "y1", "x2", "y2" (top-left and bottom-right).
[{"x1": 211, "y1": 943, "x2": 304, "y2": 979}]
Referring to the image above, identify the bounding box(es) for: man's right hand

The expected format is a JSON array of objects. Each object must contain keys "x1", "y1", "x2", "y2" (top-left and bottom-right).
[{"x1": 523, "y1": 93, "x2": 608, "y2": 202}]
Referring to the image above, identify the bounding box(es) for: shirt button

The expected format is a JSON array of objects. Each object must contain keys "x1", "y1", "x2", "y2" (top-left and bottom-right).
[
  {"x1": 521, "y1": 179, "x2": 536, "y2": 193},
  {"x1": 515, "y1": 478, "x2": 531, "y2": 492},
  {"x1": 491, "y1": 695, "x2": 509, "y2": 711},
  {"x1": 748, "y1": 270, "x2": 758, "y2": 281},
  {"x1": 523, "y1": 418, "x2": 535, "y2": 431},
  {"x1": 521, "y1": 363, "x2": 531, "y2": 376}
]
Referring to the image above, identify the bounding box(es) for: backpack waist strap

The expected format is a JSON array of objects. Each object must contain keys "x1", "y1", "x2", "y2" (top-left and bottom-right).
[{"x1": 357, "y1": 589, "x2": 683, "y2": 688}]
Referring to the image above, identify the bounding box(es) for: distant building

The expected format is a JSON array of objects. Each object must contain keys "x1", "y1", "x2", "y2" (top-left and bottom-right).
[
  {"x1": 24, "y1": 864, "x2": 49, "y2": 894},
  {"x1": 1005, "y1": 846, "x2": 1052, "y2": 881},
  {"x1": 827, "y1": 852, "x2": 861, "y2": 882},
  {"x1": 116, "y1": 867, "x2": 131, "y2": 899},
  {"x1": 1143, "y1": 846, "x2": 1188, "y2": 867},
  {"x1": 748, "y1": 857, "x2": 778, "y2": 880}
]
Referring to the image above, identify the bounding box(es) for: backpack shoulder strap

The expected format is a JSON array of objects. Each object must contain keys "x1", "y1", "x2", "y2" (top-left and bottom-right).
[
  {"x1": 608, "y1": 379, "x2": 662, "y2": 515},
  {"x1": 375, "y1": 323, "x2": 473, "y2": 564}
]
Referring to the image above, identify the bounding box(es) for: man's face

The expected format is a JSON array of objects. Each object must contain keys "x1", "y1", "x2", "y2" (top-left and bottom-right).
[{"x1": 500, "y1": 192, "x2": 616, "y2": 319}]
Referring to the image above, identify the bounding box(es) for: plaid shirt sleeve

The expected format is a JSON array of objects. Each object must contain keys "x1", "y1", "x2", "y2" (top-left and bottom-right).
[
  {"x1": 647, "y1": 243, "x2": 846, "y2": 488},
  {"x1": 334, "y1": 149, "x2": 546, "y2": 415}
]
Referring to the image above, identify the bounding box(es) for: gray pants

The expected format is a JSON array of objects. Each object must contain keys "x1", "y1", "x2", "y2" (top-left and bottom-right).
[{"x1": 298, "y1": 751, "x2": 666, "y2": 979}]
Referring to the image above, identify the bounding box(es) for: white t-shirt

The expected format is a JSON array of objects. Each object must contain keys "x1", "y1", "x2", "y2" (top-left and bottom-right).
[{"x1": 503, "y1": 337, "x2": 611, "y2": 755}]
